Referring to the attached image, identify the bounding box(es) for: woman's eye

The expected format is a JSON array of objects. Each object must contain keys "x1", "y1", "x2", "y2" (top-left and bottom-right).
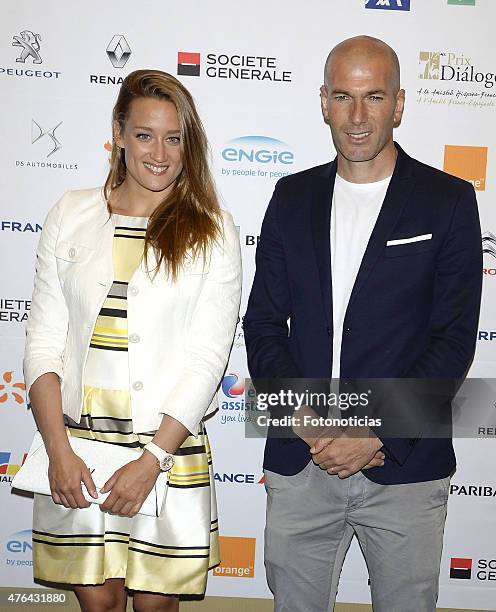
[
  {"x1": 167, "y1": 136, "x2": 181, "y2": 144},
  {"x1": 136, "y1": 133, "x2": 151, "y2": 141}
]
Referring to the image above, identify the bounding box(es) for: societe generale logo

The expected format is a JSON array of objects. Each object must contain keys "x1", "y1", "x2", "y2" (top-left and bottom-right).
[
  {"x1": 450, "y1": 557, "x2": 472, "y2": 579},
  {"x1": 0, "y1": 371, "x2": 26, "y2": 404},
  {"x1": 213, "y1": 536, "x2": 256, "y2": 578},
  {"x1": 443, "y1": 145, "x2": 488, "y2": 191}
]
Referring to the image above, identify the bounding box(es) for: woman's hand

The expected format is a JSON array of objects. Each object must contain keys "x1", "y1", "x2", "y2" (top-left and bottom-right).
[
  {"x1": 99, "y1": 452, "x2": 161, "y2": 517},
  {"x1": 48, "y1": 448, "x2": 98, "y2": 509}
]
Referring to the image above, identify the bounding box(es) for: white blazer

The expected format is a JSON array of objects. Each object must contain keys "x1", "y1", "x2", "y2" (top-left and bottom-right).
[{"x1": 24, "y1": 187, "x2": 242, "y2": 435}]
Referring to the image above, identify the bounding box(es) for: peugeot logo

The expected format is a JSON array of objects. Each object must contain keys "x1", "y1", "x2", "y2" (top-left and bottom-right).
[{"x1": 12, "y1": 30, "x2": 42, "y2": 64}]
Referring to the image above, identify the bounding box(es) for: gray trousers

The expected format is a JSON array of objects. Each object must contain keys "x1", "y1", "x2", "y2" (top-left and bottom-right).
[{"x1": 264, "y1": 461, "x2": 450, "y2": 612}]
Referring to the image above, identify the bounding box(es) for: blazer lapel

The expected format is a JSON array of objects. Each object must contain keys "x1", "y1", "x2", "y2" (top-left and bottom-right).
[
  {"x1": 311, "y1": 161, "x2": 337, "y2": 330},
  {"x1": 346, "y1": 144, "x2": 416, "y2": 314}
]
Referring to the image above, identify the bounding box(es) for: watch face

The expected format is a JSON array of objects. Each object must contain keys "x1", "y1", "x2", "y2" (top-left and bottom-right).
[{"x1": 160, "y1": 455, "x2": 175, "y2": 471}]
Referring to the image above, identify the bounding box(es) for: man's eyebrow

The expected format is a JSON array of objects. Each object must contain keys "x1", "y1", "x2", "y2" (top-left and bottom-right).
[{"x1": 329, "y1": 89, "x2": 388, "y2": 96}]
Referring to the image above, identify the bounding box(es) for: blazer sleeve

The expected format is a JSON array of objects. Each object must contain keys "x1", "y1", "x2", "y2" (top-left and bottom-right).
[
  {"x1": 23, "y1": 194, "x2": 69, "y2": 396},
  {"x1": 381, "y1": 182, "x2": 482, "y2": 465},
  {"x1": 244, "y1": 183, "x2": 301, "y2": 380},
  {"x1": 157, "y1": 211, "x2": 242, "y2": 435}
]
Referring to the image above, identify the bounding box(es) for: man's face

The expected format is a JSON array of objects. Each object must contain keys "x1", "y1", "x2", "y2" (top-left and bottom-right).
[{"x1": 320, "y1": 53, "x2": 404, "y2": 167}]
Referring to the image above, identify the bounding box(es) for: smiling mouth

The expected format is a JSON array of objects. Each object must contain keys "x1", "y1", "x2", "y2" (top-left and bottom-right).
[
  {"x1": 143, "y1": 162, "x2": 168, "y2": 175},
  {"x1": 346, "y1": 132, "x2": 372, "y2": 142}
]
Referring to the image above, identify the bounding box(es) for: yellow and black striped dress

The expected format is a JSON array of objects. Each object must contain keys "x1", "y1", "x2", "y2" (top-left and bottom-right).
[{"x1": 32, "y1": 215, "x2": 219, "y2": 594}]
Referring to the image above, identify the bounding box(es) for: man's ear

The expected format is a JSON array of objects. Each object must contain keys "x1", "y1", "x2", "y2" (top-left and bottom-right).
[
  {"x1": 393, "y1": 89, "x2": 405, "y2": 128},
  {"x1": 320, "y1": 85, "x2": 330, "y2": 125}
]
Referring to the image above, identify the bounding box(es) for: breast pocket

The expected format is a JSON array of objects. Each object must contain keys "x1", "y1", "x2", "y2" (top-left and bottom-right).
[
  {"x1": 384, "y1": 240, "x2": 433, "y2": 258},
  {"x1": 54, "y1": 240, "x2": 95, "y2": 264}
]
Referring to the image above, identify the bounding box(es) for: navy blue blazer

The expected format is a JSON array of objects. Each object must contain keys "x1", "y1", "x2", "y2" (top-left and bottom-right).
[{"x1": 244, "y1": 144, "x2": 482, "y2": 484}]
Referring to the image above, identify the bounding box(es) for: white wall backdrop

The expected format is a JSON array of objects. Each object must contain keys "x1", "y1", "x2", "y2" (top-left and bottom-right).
[{"x1": 1, "y1": 0, "x2": 495, "y2": 609}]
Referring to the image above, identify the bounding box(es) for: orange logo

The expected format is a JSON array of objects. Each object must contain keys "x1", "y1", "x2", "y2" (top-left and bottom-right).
[
  {"x1": 444, "y1": 145, "x2": 488, "y2": 191},
  {"x1": 213, "y1": 536, "x2": 256, "y2": 578},
  {"x1": 104, "y1": 141, "x2": 112, "y2": 152},
  {"x1": 0, "y1": 371, "x2": 26, "y2": 404}
]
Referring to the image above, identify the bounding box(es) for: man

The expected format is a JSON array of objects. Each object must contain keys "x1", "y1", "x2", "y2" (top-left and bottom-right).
[{"x1": 244, "y1": 36, "x2": 482, "y2": 612}]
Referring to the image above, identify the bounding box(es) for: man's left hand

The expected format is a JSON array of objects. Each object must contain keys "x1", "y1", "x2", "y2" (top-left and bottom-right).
[{"x1": 310, "y1": 432, "x2": 384, "y2": 478}]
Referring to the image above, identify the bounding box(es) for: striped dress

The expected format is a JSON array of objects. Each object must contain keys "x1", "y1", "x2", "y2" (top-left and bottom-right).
[{"x1": 32, "y1": 215, "x2": 219, "y2": 594}]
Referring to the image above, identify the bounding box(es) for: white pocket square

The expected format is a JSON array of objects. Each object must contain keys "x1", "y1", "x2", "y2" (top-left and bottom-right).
[{"x1": 386, "y1": 233, "x2": 432, "y2": 246}]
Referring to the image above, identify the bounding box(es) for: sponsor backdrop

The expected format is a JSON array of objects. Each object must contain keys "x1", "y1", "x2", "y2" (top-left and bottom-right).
[{"x1": 1, "y1": 0, "x2": 495, "y2": 609}]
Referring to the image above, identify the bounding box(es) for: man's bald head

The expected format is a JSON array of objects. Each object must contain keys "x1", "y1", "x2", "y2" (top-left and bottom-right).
[{"x1": 324, "y1": 36, "x2": 400, "y2": 93}]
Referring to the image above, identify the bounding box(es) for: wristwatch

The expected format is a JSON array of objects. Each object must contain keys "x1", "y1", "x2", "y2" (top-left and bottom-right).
[{"x1": 143, "y1": 442, "x2": 175, "y2": 472}]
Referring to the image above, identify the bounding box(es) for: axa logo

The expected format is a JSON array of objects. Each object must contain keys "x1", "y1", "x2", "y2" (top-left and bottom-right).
[
  {"x1": 222, "y1": 136, "x2": 294, "y2": 165},
  {"x1": 0, "y1": 371, "x2": 25, "y2": 405},
  {"x1": 106, "y1": 35, "x2": 131, "y2": 69},
  {"x1": 450, "y1": 557, "x2": 472, "y2": 579},
  {"x1": 177, "y1": 51, "x2": 200, "y2": 77},
  {"x1": 12, "y1": 30, "x2": 42, "y2": 64},
  {"x1": 365, "y1": 0, "x2": 411, "y2": 10},
  {"x1": 32, "y1": 119, "x2": 62, "y2": 158},
  {"x1": 222, "y1": 373, "x2": 245, "y2": 398}
]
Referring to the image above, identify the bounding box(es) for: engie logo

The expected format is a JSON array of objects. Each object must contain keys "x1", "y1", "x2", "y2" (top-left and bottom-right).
[
  {"x1": 450, "y1": 557, "x2": 472, "y2": 579},
  {"x1": 443, "y1": 145, "x2": 488, "y2": 191},
  {"x1": 3, "y1": 529, "x2": 33, "y2": 568},
  {"x1": 213, "y1": 536, "x2": 256, "y2": 578},
  {"x1": 220, "y1": 136, "x2": 294, "y2": 180},
  {"x1": 222, "y1": 136, "x2": 294, "y2": 165},
  {"x1": 222, "y1": 373, "x2": 245, "y2": 398},
  {"x1": 365, "y1": 0, "x2": 410, "y2": 10},
  {"x1": 177, "y1": 52, "x2": 200, "y2": 77},
  {"x1": 0, "y1": 371, "x2": 26, "y2": 404}
]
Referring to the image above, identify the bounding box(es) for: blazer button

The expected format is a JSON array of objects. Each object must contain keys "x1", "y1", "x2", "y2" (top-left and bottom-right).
[
  {"x1": 133, "y1": 381, "x2": 143, "y2": 391},
  {"x1": 129, "y1": 333, "x2": 140, "y2": 343},
  {"x1": 68, "y1": 247, "x2": 77, "y2": 259},
  {"x1": 129, "y1": 285, "x2": 139, "y2": 296}
]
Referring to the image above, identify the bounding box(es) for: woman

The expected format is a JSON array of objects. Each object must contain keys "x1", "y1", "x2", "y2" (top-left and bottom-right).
[{"x1": 24, "y1": 70, "x2": 242, "y2": 611}]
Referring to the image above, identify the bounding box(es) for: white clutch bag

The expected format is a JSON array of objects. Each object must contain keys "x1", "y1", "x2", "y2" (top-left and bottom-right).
[{"x1": 11, "y1": 431, "x2": 168, "y2": 517}]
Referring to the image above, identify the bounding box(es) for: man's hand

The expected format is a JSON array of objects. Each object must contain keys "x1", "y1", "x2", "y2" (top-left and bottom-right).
[{"x1": 310, "y1": 432, "x2": 384, "y2": 478}]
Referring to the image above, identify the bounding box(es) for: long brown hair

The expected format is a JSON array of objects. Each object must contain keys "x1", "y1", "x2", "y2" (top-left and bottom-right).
[{"x1": 104, "y1": 69, "x2": 222, "y2": 279}]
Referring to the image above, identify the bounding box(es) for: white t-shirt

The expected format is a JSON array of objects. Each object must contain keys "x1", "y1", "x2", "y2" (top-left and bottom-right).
[{"x1": 330, "y1": 173, "x2": 392, "y2": 378}]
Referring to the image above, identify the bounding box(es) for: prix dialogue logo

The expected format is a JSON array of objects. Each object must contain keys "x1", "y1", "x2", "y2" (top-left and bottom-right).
[
  {"x1": 417, "y1": 49, "x2": 496, "y2": 109},
  {"x1": 213, "y1": 536, "x2": 256, "y2": 578},
  {"x1": 177, "y1": 50, "x2": 291, "y2": 83},
  {"x1": 0, "y1": 451, "x2": 27, "y2": 484},
  {"x1": 3, "y1": 529, "x2": 33, "y2": 568},
  {"x1": 482, "y1": 231, "x2": 496, "y2": 277},
  {"x1": 0, "y1": 30, "x2": 61, "y2": 80},
  {"x1": 450, "y1": 557, "x2": 496, "y2": 581},
  {"x1": 15, "y1": 119, "x2": 78, "y2": 171},
  {"x1": 0, "y1": 371, "x2": 26, "y2": 405},
  {"x1": 90, "y1": 35, "x2": 132, "y2": 85},
  {"x1": 0, "y1": 298, "x2": 30, "y2": 323},
  {"x1": 443, "y1": 145, "x2": 487, "y2": 191},
  {"x1": 220, "y1": 136, "x2": 294, "y2": 180},
  {"x1": 365, "y1": 0, "x2": 410, "y2": 10}
]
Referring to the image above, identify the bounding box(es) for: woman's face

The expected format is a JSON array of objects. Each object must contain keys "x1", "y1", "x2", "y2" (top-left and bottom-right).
[{"x1": 115, "y1": 96, "x2": 183, "y2": 196}]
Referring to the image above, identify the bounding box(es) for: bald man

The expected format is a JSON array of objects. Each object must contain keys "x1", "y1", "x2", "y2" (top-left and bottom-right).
[{"x1": 245, "y1": 36, "x2": 482, "y2": 611}]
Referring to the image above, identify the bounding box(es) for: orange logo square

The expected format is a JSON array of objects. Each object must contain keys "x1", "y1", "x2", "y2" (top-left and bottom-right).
[
  {"x1": 213, "y1": 536, "x2": 256, "y2": 578},
  {"x1": 444, "y1": 145, "x2": 488, "y2": 191}
]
